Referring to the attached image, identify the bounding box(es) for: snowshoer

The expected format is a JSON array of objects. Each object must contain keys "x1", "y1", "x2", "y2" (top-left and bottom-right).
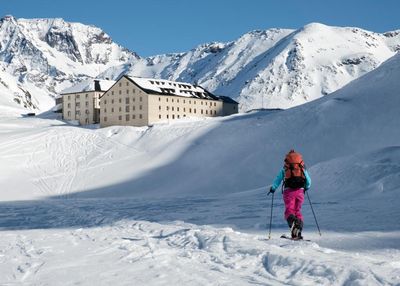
[{"x1": 269, "y1": 149, "x2": 311, "y2": 239}]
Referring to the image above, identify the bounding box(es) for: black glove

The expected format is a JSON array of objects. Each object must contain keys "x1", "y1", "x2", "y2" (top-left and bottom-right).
[{"x1": 268, "y1": 187, "x2": 275, "y2": 195}]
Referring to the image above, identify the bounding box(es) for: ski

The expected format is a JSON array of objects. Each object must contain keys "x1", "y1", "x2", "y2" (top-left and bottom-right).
[{"x1": 280, "y1": 234, "x2": 311, "y2": 242}]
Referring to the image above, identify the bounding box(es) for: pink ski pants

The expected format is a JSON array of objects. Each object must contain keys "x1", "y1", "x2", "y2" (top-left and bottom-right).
[{"x1": 283, "y1": 188, "x2": 304, "y2": 221}]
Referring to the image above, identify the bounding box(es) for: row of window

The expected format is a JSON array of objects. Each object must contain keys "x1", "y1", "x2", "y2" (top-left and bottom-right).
[
  {"x1": 111, "y1": 89, "x2": 139, "y2": 96},
  {"x1": 160, "y1": 106, "x2": 217, "y2": 115},
  {"x1": 103, "y1": 97, "x2": 142, "y2": 105},
  {"x1": 103, "y1": 114, "x2": 143, "y2": 122},
  {"x1": 66, "y1": 110, "x2": 90, "y2": 116},
  {"x1": 158, "y1": 97, "x2": 217, "y2": 107},
  {"x1": 104, "y1": 105, "x2": 143, "y2": 113},
  {"x1": 67, "y1": 94, "x2": 90, "y2": 100},
  {"x1": 66, "y1": 102, "x2": 91, "y2": 108}
]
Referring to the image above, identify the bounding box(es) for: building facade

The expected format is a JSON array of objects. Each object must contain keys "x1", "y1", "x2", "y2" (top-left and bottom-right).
[
  {"x1": 100, "y1": 76, "x2": 238, "y2": 128},
  {"x1": 61, "y1": 79, "x2": 115, "y2": 125}
]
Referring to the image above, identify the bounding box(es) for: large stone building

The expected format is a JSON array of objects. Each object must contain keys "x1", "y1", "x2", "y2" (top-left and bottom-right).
[
  {"x1": 62, "y1": 79, "x2": 115, "y2": 125},
  {"x1": 100, "y1": 76, "x2": 238, "y2": 128}
]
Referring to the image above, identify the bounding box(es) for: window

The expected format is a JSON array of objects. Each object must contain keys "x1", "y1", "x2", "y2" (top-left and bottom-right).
[
  {"x1": 111, "y1": 99, "x2": 114, "y2": 104},
  {"x1": 85, "y1": 94, "x2": 88, "y2": 99},
  {"x1": 104, "y1": 100, "x2": 107, "y2": 104},
  {"x1": 214, "y1": 102, "x2": 216, "y2": 106},
  {"x1": 206, "y1": 110, "x2": 208, "y2": 115},
  {"x1": 172, "y1": 107, "x2": 174, "y2": 111},
  {"x1": 119, "y1": 90, "x2": 122, "y2": 95},
  {"x1": 111, "y1": 108, "x2": 114, "y2": 112},
  {"x1": 127, "y1": 89, "x2": 129, "y2": 94},
  {"x1": 172, "y1": 99, "x2": 174, "y2": 103},
  {"x1": 76, "y1": 94, "x2": 80, "y2": 99},
  {"x1": 194, "y1": 101, "x2": 196, "y2": 105},
  {"x1": 132, "y1": 114, "x2": 136, "y2": 119},
  {"x1": 139, "y1": 114, "x2": 142, "y2": 119},
  {"x1": 159, "y1": 106, "x2": 161, "y2": 110},
  {"x1": 119, "y1": 115, "x2": 122, "y2": 120},
  {"x1": 112, "y1": 91, "x2": 114, "y2": 95},
  {"x1": 184, "y1": 100, "x2": 186, "y2": 104},
  {"x1": 119, "y1": 98, "x2": 122, "y2": 103},
  {"x1": 172, "y1": 115, "x2": 175, "y2": 119},
  {"x1": 201, "y1": 101, "x2": 203, "y2": 105},
  {"x1": 133, "y1": 106, "x2": 136, "y2": 111},
  {"x1": 119, "y1": 107, "x2": 122, "y2": 112},
  {"x1": 126, "y1": 114, "x2": 129, "y2": 121},
  {"x1": 201, "y1": 110, "x2": 203, "y2": 114},
  {"x1": 177, "y1": 115, "x2": 180, "y2": 119},
  {"x1": 133, "y1": 89, "x2": 135, "y2": 94},
  {"x1": 159, "y1": 97, "x2": 161, "y2": 101},
  {"x1": 166, "y1": 98, "x2": 168, "y2": 102},
  {"x1": 85, "y1": 119, "x2": 89, "y2": 124},
  {"x1": 167, "y1": 115, "x2": 169, "y2": 119},
  {"x1": 85, "y1": 102, "x2": 89, "y2": 107},
  {"x1": 126, "y1": 82, "x2": 129, "y2": 86},
  {"x1": 68, "y1": 96, "x2": 71, "y2": 100},
  {"x1": 140, "y1": 97, "x2": 142, "y2": 102},
  {"x1": 75, "y1": 111, "x2": 80, "y2": 115},
  {"x1": 126, "y1": 98, "x2": 130, "y2": 104},
  {"x1": 214, "y1": 110, "x2": 216, "y2": 115},
  {"x1": 119, "y1": 82, "x2": 122, "y2": 87},
  {"x1": 85, "y1": 110, "x2": 89, "y2": 114},
  {"x1": 189, "y1": 108, "x2": 192, "y2": 113},
  {"x1": 126, "y1": 106, "x2": 130, "y2": 112},
  {"x1": 104, "y1": 117, "x2": 107, "y2": 122},
  {"x1": 159, "y1": 114, "x2": 161, "y2": 119},
  {"x1": 194, "y1": 109, "x2": 196, "y2": 114},
  {"x1": 76, "y1": 102, "x2": 80, "y2": 107},
  {"x1": 177, "y1": 107, "x2": 179, "y2": 112},
  {"x1": 177, "y1": 99, "x2": 179, "y2": 103},
  {"x1": 104, "y1": 108, "x2": 107, "y2": 113},
  {"x1": 139, "y1": 105, "x2": 142, "y2": 110},
  {"x1": 67, "y1": 103, "x2": 71, "y2": 108},
  {"x1": 67, "y1": 111, "x2": 71, "y2": 116}
]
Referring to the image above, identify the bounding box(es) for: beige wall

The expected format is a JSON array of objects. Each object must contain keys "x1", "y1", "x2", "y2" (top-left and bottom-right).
[
  {"x1": 62, "y1": 91, "x2": 102, "y2": 125},
  {"x1": 100, "y1": 77, "x2": 149, "y2": 127},
  {"x1": 147, "y1": 94, "x2": 224, "y2": 125}
]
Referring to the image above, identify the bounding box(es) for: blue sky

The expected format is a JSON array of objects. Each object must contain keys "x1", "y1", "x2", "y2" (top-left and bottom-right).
[{"x1": 2, "y1": 0, "x2": 399, "y2": 57}]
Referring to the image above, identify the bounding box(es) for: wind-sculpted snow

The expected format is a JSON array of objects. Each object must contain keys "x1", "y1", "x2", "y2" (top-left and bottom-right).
[{"x1": 0, "y1": 215, "x2": 398, "y2": 285}]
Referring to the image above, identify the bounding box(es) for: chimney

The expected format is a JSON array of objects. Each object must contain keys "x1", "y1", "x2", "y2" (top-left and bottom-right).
[{"x1": 94, "y1": 80, "x2": 101, "y2": 91}]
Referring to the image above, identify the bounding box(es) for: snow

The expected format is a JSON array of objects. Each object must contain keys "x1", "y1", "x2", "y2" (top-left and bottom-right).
[
  {"x1": 0, "y1": 34, "x2": 400, "y2": 286},
  {"x1": 128, "y1": 76, "x2": 213, "y2": 99},
  {"x1": 61, "y1": 79, "x2": 116, "y2": 94}
]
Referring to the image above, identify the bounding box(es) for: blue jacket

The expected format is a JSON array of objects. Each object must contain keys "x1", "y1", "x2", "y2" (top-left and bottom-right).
[{"x1": 271, "y1": 168, "x2": 311, "y2": 191}]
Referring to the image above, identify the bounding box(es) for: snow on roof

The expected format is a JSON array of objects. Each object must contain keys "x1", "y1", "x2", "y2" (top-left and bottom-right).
[
  {"x1": 126, "y1": 76, "x2": 218, "y2": 100},
  {"x1": 61, "y1": 79, "x2": 115, "y2": 94}
]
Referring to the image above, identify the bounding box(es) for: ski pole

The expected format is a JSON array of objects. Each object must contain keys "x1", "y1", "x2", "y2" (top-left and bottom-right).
[
  {"x1": 306, "y1": 191, "x2": 322, "y2": 236},
  {"x1": 268, "y1": 191, "x2": 274, "y2": 239}
]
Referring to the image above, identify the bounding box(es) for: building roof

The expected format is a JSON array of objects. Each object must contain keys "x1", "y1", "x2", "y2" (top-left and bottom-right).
[
  {"x1": 125, "y1": 76, "x2": 219, "y2": 100},
  {"x1": 61, "y1": 79, "x2": 116, "y2": 94},
  {"x1": 217, "y1": 96, "x2": 239, "y2": 104}
]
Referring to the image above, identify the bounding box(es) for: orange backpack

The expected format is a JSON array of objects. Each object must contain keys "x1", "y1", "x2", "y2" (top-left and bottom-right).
[{"x1": 284, "y1": 150, "x2": 306, "y2": 189}]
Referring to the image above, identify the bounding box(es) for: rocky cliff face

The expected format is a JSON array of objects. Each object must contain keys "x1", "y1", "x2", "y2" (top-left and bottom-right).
[{"x1": 0, "y1": 15, "x2": 138, "y2": 112}]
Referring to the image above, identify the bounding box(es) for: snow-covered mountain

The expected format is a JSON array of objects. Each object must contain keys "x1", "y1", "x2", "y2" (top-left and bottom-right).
[
  {"x1": 1, "y1": 16, "x2": 399, "y2": 114},
  {"x1": 0, "y1": 15, "x2": 138, "y2": 113},
  {"x1": 104, "y1": 23, "x2": 400, "y2": 110}
]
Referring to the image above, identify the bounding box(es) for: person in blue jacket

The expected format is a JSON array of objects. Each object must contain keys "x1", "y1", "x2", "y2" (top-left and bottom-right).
[{"x1": 269, "y1": 150, "x2": 311, "y2": 239}]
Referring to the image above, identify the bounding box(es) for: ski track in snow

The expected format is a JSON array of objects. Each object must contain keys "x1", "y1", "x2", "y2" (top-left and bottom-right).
[
  {"x1": 0, "y1": 198, "x2": 399, "y2": 285},
  {"x1": 0, "y1": 218, "x2": 399, "y2": 285}
]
